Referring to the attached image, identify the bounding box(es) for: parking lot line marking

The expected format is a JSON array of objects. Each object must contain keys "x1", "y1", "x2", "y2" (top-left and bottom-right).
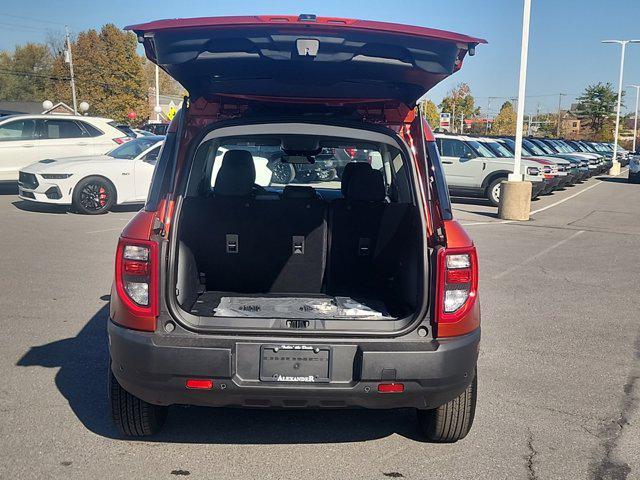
[
  {"x1": 493, "y1": 230, "x2": 584, "y2": 280},
  {"x1": 461, "y1": 169, "x2": 629, "y2": 226},
  {"x1": 529, "y1": 182, "x2": 603, "y2": 216}
]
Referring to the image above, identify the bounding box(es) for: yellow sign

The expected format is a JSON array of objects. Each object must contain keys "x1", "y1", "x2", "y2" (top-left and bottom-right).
[{"x1": 167, "y1": 106, "x2": 177, "y2": 121}]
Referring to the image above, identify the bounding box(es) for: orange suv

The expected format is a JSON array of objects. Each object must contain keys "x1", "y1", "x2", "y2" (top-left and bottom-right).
[{"x1": 108, "y1": 14, "x2": 484, "y2": 442}]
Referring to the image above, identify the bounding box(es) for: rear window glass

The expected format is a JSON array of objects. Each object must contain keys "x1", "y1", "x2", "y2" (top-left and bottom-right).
[{"x1": 189, "y1": 134, "x2": 412, "y2": 202}]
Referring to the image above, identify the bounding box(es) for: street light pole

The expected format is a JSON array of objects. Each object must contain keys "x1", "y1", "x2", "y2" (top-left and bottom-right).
[
  {"x1": 509, "y1": 0, "x2": 532, "y2": 182},
  {"x1": 155, "y1": 65, "x2": 161, "y2": 122},
  {"x1": 628, "y1": 84, "x2": 640, "y2": 153},
  {"x1": 602, "y1": 39, "x2": 640, "y2": 174},
  {"x1": 498, "y1": 0, "x2": 533, "y2": 221}
]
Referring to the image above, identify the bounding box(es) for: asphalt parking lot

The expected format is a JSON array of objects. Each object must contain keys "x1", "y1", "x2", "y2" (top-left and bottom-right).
[{"x1": 1, "y1": 172, "x2": 639, "y2": 480}]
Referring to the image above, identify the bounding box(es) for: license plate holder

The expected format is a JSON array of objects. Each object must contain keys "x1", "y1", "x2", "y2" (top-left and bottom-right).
[{"x1": 259, "y1": 345, "x2": 331, "y2": 383}]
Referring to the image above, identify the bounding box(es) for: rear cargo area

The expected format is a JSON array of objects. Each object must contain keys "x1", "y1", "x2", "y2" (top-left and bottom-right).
[{"x1": 170, "y1": 126, "x2": 424, "y2": 327}]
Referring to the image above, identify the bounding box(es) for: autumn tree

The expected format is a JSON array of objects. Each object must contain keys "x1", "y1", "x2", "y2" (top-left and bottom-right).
[
  {"x1": 492, "y1": 101, "x2": 517, "y2": 135},
  {"x1": 49, "y1": 24, "x2": 149, "y2": 122},
  {"x1": 0, "y1": 43, "x2": 53, "y2": 101},
  {"x1": 576, "y1": 82, "x2": 620, "y2": 140},
  {"x1": 438, "y1": 83, "x2": 479, "y2": 132},
  {"x1": 419, "y1": 99, "x2": 440, "y2": 129}
]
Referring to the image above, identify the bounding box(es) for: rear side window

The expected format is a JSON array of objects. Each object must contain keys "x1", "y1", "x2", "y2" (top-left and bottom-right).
[
  {"x1": 438, "y1": 138, "x2": 474, "y2": 158},
  {"x1": 0, "y1": 119, "x2": 37, "y2": 141},
  {"x1": 108, "y1": 121, "x2": 137, "y2": 138},
  {"x1": 37, "y1": 119, "x2": 85, "y2": 139},
  {"x1": 77, "y1": 121, "x2": 103, "y2": 137}
]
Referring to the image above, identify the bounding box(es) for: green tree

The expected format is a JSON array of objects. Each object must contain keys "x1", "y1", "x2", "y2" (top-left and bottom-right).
[
  {"x1": 492, "y1": 101, "x2": 517, "y2": 135},
  {"x1": 0, "y1": 43, "x2": 53, "y2": 101},
  {"x1": 438, "y1": 83, "x2": 479, "y2": 131},
  {"x1": 576, "y1": 82, "x2": 621, "y2": 140},
  {"x1": 419, "y1": 99, "x2": 440, "y2": 129}
]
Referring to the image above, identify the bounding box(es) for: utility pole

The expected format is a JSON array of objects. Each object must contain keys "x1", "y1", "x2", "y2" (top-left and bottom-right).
[
  {"x1": 556, "y1": 93, "x2": 565, "y2": 137},
  {"x1": 65, "y1": 25, "x2": 78, "y2": 115},
  {"x1": 629, "y1": 84, "x2": 640, "y2": 153},
  {"x1": 527, "y1": 113, "x2": 532, "y2": 136},
  {"x1": 460, "y1": 113, "x2": 464, "y2": 133}
]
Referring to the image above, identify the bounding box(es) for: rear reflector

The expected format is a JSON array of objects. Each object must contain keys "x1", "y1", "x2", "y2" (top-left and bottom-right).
[
  {"x1": 186, "y1": 379, "x2": 213, "y2": 390},
  {"x1": 377, "y1": 383, "x2": 404, "y2": 393}
]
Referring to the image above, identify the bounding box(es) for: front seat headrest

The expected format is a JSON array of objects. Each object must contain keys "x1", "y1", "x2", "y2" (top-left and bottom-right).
[
  {"x1": 347, "y1": 168, "x2": 386, "y2": 202},
  {"x1": 214, "y1": 150, "x2": 256, "y2": 197},
  {"x1": 340, "y1": 162, "x2": 371, "y2": 196},
  {"x1": 281, "y1": 185, "x2": 318, "y2": 199}
]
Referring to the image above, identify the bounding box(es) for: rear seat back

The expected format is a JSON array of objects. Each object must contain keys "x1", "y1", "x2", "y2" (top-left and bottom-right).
[
  {"x1": 180, "y1": 150, "x2": 327, "y2": 295},
  {"x1": 328, "y1": 166, "x2": 413, "y2": 297}
]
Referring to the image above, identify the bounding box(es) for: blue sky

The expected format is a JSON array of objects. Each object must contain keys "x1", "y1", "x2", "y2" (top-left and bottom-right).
[{"x1": 1, "y1": 0, "x2": 639, "y2": 116}]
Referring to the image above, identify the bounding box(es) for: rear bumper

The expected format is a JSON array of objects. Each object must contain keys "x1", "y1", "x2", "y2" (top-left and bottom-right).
[{"x1": 108, "y1": 321, "x2": 480, "y2": 410}]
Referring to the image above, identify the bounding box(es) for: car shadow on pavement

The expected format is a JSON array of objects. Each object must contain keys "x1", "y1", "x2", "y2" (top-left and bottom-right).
[
  {"x1": 12, "y1": 200, "x2": 69, "y2": 214},
  {"x1": 596, "y1": 176, "x2": 632, "y2": 184},
  {"x1": 16, "y1": 301, "x2": 424, "y2": 444},
  {"x1": 0, "y1": 181, "x2": 18, "y2": 195}
]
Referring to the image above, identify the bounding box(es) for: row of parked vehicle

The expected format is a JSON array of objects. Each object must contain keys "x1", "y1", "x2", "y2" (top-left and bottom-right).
[{"x1": 433, "y1": 134, "x2": 631, "y2": 206}]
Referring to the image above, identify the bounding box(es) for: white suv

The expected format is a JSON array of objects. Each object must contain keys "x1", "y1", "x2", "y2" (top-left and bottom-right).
[{"x1": 0, "y1": 115, "x2": 135, "y2": 181}]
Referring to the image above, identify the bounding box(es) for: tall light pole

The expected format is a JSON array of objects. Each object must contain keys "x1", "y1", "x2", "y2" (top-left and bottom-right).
[
  {"x1": 602, "y1": 39, "x2": 640, "y2": 174},
  {"x1": 508, "y1": 0, "x2": 532, "y2": 182},
  {"x1": 155, "y1": 65, "x2": 161, "y2": 122},
  {"x1": 498, "y1": 0, "x2": 533, "y2": 221},
  {"x1": 628, "y1": 84, "x2": 640, "y2": 153}
]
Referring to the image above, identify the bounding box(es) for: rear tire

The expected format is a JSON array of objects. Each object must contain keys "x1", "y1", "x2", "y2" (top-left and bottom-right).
[
  {"x1": 417, "y1": 370, "x2": 477, "y2": 443},
  {"x1": 629, "y1": 171, "x2": 640, "y2": 184},
  {"x1": 269, "y1": 162, "x2": 295, "y2": 184},
  {"x1": 486, "y1": 177, "x2": 504, "y2": 207},
  {"x1": 109, "y1": 368, "x2": 167, "y2": 437}
]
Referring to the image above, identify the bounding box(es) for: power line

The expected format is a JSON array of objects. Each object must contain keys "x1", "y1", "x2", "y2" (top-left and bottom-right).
[
  {"x1": 0, "y1": 68, "x2": 69, "y2": 81},
  {"x1": 0, "y1": 12, "x2": 69, "y2": 26},
  {"x1": 0, "y1": 21, "x2": 52, "y2": 32}
]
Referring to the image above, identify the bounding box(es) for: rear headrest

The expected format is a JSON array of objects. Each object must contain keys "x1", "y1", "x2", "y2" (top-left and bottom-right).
[
  {"x1": 281, "y1": 185, "x2": 318, "y2": 199},
  {"x1": 340, "y1": 162, "x2": 371, "y2": 196},
  {"x1": 347, "y1": 168, "x2": 386, "y2": 202},
  {"x1": 214, "y1": 150, "x2": 256, "y2": 197}
]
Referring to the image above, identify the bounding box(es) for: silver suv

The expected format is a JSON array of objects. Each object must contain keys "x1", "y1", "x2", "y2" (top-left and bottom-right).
[{"x1": 435, "y1": 134, "x2": 545, "y2": 206}]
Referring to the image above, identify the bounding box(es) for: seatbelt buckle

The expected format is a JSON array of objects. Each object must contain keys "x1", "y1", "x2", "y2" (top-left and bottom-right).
[
  {"x1": 226, "y1": 234, "x2": 239, "y2": 254},
  {"x1": 292, "y1": 236, "x2": 305, "y2": 255},
  {"x1": 358, "y1": 238, "x2": 371, "y2": 256}
]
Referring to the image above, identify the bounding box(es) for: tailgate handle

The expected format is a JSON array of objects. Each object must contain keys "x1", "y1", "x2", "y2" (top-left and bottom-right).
[{"x1": 296, "y1": 39, "x2": 319, "y2": 57}]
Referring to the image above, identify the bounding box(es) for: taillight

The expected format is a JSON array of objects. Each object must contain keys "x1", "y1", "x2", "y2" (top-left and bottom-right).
[
  {"x1": 435, "y1": 246, "x2": 478, "y2": 334},
  {"x1": 115, "y1": 238, "x2": 159, "y2": 328}
]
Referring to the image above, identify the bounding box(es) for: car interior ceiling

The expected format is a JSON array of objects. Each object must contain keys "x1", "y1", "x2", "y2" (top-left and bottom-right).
[{"x1": 173, "y1": 133, "x2": 422, "y2": 321}]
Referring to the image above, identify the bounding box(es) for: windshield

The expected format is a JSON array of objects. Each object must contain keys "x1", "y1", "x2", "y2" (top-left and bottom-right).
[
  {"x1": 108, "y1": 137, "x2": 162, "y2": 159},
  {"x1": 532, "y1": 139, "x2": 555, "y2": 155},
  {"x1": 522, "y1": 139, "x2": 545, "y2": 156},
  {"x1": 482, "y1": 141, "x2": 512, "y2": 158},
  {"x1": 465, "y1": 140, "x2": 495, "y2": 158}
]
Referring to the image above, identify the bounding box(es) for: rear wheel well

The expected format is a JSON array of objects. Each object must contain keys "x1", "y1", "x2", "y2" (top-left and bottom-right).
[{"x1": 481, "y1": 171, "x2": 510, "y2": 192}]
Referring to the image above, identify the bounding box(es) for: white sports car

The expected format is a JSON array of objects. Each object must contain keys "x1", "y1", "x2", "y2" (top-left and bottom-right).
[{"x1": 18, "y1": 136, "x2": 165, "y2": 214}]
